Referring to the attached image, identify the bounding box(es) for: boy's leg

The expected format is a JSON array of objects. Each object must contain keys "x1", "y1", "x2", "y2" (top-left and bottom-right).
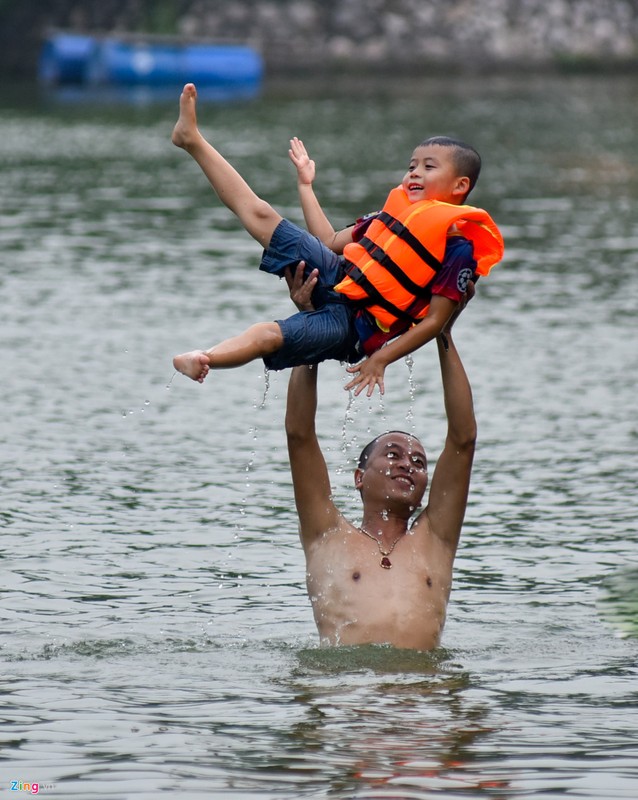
[
  {"x1": 172, "y1": 83, "x2": 282, "y2": 249},
  {"x1": 173, "y1": 322, "x2": 284, "y2": 382}
]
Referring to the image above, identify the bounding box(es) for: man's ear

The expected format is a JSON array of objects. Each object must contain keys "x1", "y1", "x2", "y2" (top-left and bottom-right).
[{"x1": 354, "y1": 467, "x2": 364, "y2": 490}]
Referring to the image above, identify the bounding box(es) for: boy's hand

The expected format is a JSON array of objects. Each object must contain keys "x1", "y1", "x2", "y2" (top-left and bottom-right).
[
  {"x1": 284, "y1": 261, "x2": 317, "y2": 312},
  {"x1": 289, "y1": 137, "x2": 315, "y2": 186},
  {"x1": 344, "y1": 353, "x2": 387, "y2": 397}
]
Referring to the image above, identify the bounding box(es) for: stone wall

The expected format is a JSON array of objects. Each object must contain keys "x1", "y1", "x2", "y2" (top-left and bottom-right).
[
  {"x1": 2, "y1": 0, "x2": 638, "y2": 78},
  {"x1": 177, "y1": 0, "x2": 638, "y2": 71}
]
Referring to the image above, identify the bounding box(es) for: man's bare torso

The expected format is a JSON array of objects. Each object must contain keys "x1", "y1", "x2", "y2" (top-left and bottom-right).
[{"x1": 304, "y1": 517, "x2": 455, "y2": 650}]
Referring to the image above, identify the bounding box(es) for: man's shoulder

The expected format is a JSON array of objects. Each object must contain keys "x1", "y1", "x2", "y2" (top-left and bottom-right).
[
  {"x1": 412, "y1": 506, "x2": 459, "y2": 559},
  {"x1": 302, "y1": 515, "x2": 358, "y2": 559},
  {"x1": 302, "y1": 511, "x2": 354, "y2": 540},
  {"x1": 410, "y1": 508, "x2": 434, "y2": 535}
]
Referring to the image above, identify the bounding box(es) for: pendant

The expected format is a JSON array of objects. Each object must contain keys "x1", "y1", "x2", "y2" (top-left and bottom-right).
[{"x1": 380, "y1": 556, "x2": 392, "y2": 569}]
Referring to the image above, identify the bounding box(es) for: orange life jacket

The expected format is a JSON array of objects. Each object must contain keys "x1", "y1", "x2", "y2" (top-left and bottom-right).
[{"x1": 334, "y1": 186, "x2": 504, "y2": 329}]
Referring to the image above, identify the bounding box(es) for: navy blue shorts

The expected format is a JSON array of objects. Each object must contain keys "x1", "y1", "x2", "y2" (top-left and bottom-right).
[{"x1": 259, "y1": 219, "x2": 360, "y2": 370}]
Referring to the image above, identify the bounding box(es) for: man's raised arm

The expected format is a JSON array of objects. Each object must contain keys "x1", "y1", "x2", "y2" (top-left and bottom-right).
[
  {"x1": 422, "y1": 319, "x2": 477, "y2": 555},
  {"x1": 286, "y1": 365, "x2": 342, "y2": 551}
]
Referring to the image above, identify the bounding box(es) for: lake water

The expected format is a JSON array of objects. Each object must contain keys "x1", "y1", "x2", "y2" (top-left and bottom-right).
[{"x1": 1, "y1": 73, "x2": 637, "y2": 799}]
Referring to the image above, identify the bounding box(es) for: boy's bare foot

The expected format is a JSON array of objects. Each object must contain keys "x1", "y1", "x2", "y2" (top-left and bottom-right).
[
  {"x1": 171, "y1": 83, "x2": 201, "y2": 150},
  {"x1": 173, "y1": 350, "x2": 211, "y2": 383}
]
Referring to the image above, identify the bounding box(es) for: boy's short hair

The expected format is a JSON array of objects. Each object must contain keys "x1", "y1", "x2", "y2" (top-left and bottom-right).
[{"x1": 419, "y1": 136, "x2": 482, "y2": 196}]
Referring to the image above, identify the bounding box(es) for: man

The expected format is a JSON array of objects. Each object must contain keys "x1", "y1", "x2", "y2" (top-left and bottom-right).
[{"x1": 284, "y1": 265, "x2": 476, "y2": 650}]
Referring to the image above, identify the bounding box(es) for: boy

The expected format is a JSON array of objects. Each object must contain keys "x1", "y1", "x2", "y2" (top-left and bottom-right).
[{"x1": 172, "y1": 83, "x2": 503, "y2": 396}]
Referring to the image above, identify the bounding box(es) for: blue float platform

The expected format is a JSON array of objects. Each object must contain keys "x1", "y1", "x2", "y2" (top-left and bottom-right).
[{"x1": 38, "y1": 32, "x2": 263, "y2": 100}]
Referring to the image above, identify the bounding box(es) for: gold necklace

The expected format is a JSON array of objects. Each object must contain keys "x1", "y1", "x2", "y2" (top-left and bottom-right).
[{"x1": 356, "y1": 527, "x2": 404, "y2": 569}]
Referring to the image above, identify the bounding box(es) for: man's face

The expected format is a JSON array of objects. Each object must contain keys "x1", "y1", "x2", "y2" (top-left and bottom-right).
[
  {"x1": 356, "y1": 433, "x2": 428, "y2": 509},
  {"x1": 401, "y1": 144, "x2": 467, "y2": 204}
]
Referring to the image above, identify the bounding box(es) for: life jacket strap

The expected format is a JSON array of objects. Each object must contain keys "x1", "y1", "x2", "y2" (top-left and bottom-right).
[
  {"x1": 376, "y1": 212, "x2": 444, "y2": 273},
  {"x1": 343, "y1": 262, "x2": 420, "y2": 324},
  {"x1": 358, "y1": 236, "x2": 433, "y2": 299}
]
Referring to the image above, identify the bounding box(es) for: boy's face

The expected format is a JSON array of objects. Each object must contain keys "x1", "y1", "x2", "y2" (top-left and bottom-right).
[{"x1": 401, "y1": 145, "x2": 469, "y2": 204}]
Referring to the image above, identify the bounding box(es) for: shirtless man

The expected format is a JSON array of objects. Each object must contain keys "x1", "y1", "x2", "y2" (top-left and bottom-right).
[{"x1": 285, "y1": 265, "x2": 476, "y2": 650}]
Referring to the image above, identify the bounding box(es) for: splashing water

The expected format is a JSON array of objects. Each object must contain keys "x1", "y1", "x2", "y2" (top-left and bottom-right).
[
  {"x1": 120, "y1": 374, "x2": 171, "y2": 421},
  {"x1": 258, "y1": 368, "x2": 271, "y2": 409},
  {"x1": 339, "y1": 377, "x2": 392, "y2": 472},
  {"x1": 405, "y1": 354, "x2": 416, "y2": 431},
  {"x1": 341, "y1": 390, "x2": 357, "y2": 454}
]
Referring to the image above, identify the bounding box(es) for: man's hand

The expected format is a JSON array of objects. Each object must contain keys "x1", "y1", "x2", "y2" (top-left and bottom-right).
[
  {"x1": 289, "y1": 137, "x2": 315, "y2": 186},
  {"x1": 284, "y1": 261, "x2": 318, "y2": 312},
  {"x1": 344, "y1": 351, "x2": 387, "y2": 397}
]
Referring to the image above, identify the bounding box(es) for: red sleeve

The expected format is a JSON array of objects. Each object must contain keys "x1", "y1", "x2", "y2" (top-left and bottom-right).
[
  {"x1": 430, "y1": 237, "x2": 477, "y2": 304},
  {"x1": 351, "y1": 211, "x2": 380, "y2": 242}
]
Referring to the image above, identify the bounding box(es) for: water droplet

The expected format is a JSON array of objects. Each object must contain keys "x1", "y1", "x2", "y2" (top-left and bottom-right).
[
  {"x1": 405, "y1": 354, "x2": 416, "y2": 429},
  {"x1": 341, "y1": 390, "x2": 356, "y2": 452},
  {"x1": 259, "y1": 367, "x2": 271, "y2": 408}
]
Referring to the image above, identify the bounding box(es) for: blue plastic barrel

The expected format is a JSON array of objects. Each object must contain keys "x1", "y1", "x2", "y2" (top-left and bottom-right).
[
  {"x1": 39, "y1": 33, "x2": 264, "y2": 99},
  {"x1": 182, "y1": 45, "x2": 263, "y2": 88},
  {"x1": 87, "y1": 40, "x2": 263, "y2": 91},
  {"x1": 38, "y1": 33, "x2": 96, "y2": 85},
  {"x1": 88, "y1": 39, "x2": 182, "y2": 86}
]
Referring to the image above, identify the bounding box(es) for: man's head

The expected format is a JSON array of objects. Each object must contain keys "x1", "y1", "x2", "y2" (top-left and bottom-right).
[
  {"x1": 402, "y1": 137, "x2": 481, "y2": 205},
  {"x1": 354, "y1": 431, "x2": 428, "y2": 510}
]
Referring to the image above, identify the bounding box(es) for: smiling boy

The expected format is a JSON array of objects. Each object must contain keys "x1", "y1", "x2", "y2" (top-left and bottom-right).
[{"x1": 171, "y1": 83, "x2": 503, "y2": 396}]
